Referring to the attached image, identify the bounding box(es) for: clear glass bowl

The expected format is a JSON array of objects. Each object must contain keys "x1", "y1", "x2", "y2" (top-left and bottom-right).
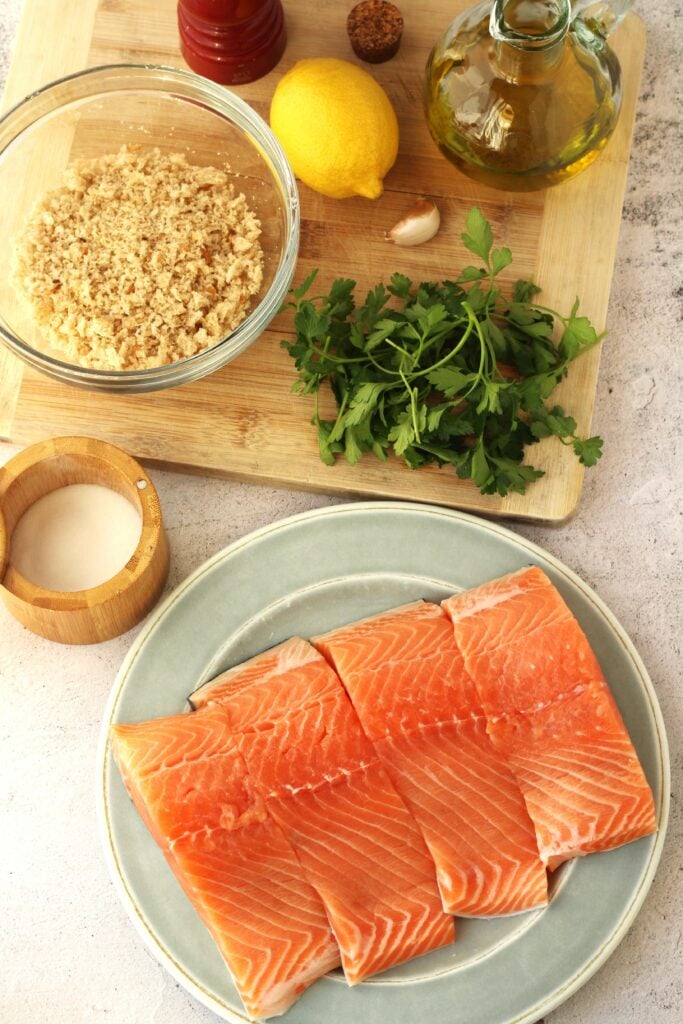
[{"x1": 0, "y1": 64, "x2": 299, "y2": 392}]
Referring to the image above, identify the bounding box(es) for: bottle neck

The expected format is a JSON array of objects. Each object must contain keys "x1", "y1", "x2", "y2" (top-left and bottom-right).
[{"x1": 490, "y1": 0, "x2": 569, "y2": 82}]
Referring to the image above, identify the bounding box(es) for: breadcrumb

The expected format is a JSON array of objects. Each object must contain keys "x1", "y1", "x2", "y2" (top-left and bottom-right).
[{"x1": 12, "y1": 146, "x2": 264, "y2": 371}]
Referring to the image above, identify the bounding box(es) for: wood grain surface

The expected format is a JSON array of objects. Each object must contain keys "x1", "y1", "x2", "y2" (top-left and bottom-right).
[{"x1": 0, "y1": 0, "x2": 646, "y2": 522}]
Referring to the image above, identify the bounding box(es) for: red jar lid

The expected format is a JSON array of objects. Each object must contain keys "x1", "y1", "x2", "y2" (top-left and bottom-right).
[{"x1": 178, "y1": 0, "x2": 286, "y2": 85}]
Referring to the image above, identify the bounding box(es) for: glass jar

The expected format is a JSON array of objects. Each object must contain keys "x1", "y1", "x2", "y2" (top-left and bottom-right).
[{"x1": 0, "y1": 65, "x2": 299, "y2": 392}]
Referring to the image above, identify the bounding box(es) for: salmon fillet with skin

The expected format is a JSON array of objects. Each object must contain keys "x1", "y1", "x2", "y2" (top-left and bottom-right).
[
  {"x1": 313, "y1": 602, "x2": 548, "y2": 917},
  {"x1": 443, "y1": 567, "x2": 657, "y2": 870},
  {"x1": 111, "y1": 706, "x2": 340, "y2": 1021},
  {"x1": 193, "y1": 637, "x2": 455, "y2": 982}
]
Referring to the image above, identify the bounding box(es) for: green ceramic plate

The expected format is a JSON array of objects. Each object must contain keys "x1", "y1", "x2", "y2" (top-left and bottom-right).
[{"x1": 98, "y1": 502, "x2": 669, "y2": 1024}]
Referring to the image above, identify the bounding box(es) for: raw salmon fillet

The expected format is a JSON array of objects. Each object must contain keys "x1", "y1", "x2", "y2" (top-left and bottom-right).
[
  {"x1": 443, "y1": 567, "x2": 657, "y2": 869},
  {"x1": 112, "y1": 706, "x2": 340, "y2": 1020},
  {"x1": 313, "y1": 602, "x2": 547, "y2": 917},
  {"x1": 193, "y1": 637, "x2": 454, "y2": 982}
]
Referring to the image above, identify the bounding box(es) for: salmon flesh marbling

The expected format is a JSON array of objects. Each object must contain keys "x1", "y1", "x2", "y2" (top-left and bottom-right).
[{"x1": 443, "y1": 567, "x2": 657, "y2": 869}]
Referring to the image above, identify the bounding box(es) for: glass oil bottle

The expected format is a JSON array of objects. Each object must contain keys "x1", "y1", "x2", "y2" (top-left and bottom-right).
[{"x1": 424, "y1": 0, "x2": 632, "y2": 191}]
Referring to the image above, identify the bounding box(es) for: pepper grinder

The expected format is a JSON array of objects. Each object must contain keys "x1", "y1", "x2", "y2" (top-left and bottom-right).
[{"x1": 178, "y1": 0, "x2": 287, "y2": 85}]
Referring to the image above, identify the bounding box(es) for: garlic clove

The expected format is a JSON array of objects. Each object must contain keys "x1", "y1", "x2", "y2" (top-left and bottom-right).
[{"x1": 386, "y1": 198, "x2": 441, "y2": 246}]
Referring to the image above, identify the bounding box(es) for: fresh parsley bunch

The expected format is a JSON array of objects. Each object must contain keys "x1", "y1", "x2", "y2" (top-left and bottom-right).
[{"x1": 281, "y1": 208, "x2": 603, "y2": 497}]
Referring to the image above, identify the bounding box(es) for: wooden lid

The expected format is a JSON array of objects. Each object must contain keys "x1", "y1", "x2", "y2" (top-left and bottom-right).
[
  {"x1": 0, "y1": 500, "x2": 7, "y2": 583},
  {"x1": 0, "y1": 436, "x2": 169, "y2": 644}
]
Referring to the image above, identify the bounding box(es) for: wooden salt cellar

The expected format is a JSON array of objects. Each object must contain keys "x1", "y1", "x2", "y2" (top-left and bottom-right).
[{"x1": 0, "y1": 436, "x2": 169, "y2": 644}]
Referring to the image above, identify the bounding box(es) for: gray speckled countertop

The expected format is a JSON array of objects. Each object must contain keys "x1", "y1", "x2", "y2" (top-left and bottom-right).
[{"x1": 0, "y1": 1, "x2": 681, "y2": 1022}]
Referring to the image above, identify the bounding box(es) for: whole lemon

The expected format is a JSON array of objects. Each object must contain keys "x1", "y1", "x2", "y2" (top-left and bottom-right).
[{"x1": 270, "y1": 58, "x2": 399, "y2": 200}]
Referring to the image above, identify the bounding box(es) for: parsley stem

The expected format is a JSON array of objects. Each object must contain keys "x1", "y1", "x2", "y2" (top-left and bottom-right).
[
  {"x1": 398, "y1": 367, "x2": 421, "y2": 443},
  {"x1": 307, "y1": 342, "x2": 368, "y2": 365},
  {"x1": 461, "y1": 303, "x2": 491, "y2": 393},
  {"x1": 415, "y1": 318, "x2": 475, "y2": 378},
  {"x1": 385, "y1": 337, "x2": 413, "y2": 361},
  {"x1": 507, "y1": 301, "x2": 565, "y2": 320},
  {"x1": 366, "y1": 351, "x2": 402, "y2": 377},
  {"x1": 329, "y1": 390, "x2": 349, "y2": 441}
]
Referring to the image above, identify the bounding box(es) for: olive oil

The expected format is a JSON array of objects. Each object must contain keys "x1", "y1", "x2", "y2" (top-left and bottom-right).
[{"x1": 424, "y1": 0, "x2": 623, "y2": 191}]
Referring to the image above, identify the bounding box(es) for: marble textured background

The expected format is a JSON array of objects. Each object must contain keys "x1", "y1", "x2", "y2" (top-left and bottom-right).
[{"x1": 0, "y1": 1, "x2": 681, "y2": 1022}]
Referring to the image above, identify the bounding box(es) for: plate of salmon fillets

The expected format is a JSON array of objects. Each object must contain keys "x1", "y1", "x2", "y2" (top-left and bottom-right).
[{"x1": 99, "y1": 501, "x2": 669, "y2": 1024}]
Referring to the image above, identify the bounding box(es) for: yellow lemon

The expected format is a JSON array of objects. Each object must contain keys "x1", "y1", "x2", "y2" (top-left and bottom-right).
[{"x1": 270, "y1": 58, "x2": 399, "y2": 200}]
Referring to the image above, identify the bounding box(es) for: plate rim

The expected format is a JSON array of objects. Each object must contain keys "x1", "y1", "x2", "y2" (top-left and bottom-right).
[{"x1": 97, "y1": 500, "x2": 670, "y2": 1024}]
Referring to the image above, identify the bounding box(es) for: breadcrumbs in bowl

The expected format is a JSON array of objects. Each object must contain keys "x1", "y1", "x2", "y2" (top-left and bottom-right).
[
  {"x1": 12, "y1": 145, "x2": 265, "y2": 371},
  {"x1": 0, "y1": 64, "x2": 299, "y2": 393}
]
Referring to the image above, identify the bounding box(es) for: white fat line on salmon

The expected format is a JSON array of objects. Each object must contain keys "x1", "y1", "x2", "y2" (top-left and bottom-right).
[
  {"x1": 444, "y1": 584, "x2": 530, "y2": 621},
  {"x1": 486, "y1": 683, "x2": 592, "y2": 723},
  {"x1": 273, "y1": 759, "x2": 378, "y2": 799}
]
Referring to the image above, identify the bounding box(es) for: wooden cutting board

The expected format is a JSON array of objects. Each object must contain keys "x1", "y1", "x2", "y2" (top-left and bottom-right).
[{"x1": 0, "y1": 0, "x2": 646, "y2": 522}]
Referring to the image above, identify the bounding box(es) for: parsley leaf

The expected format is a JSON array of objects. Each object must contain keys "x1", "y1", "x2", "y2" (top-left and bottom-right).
[
  {"x1": 461, "y1": 207, "x2": 493, "y2": 263},
  {"x1": 281, "y1": 209, "x2": 604, "y2": 496},
  {"x1": 573, "y1": 435, "x2": 604, "y2": 466}
]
